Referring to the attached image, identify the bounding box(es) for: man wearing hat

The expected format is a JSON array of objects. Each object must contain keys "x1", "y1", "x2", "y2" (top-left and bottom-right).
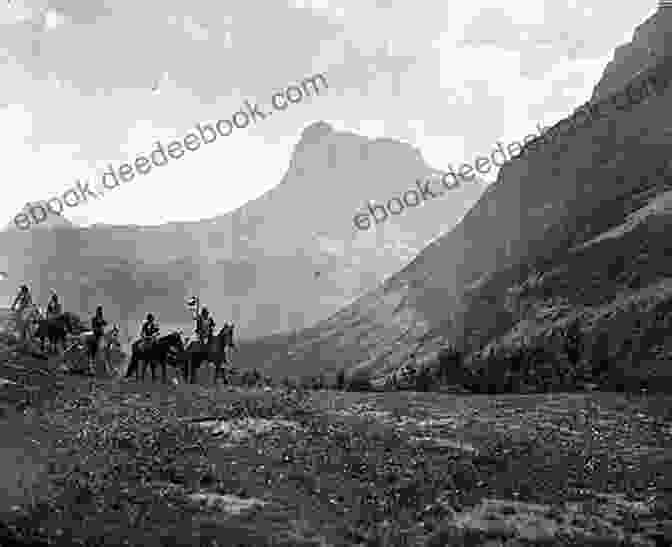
[
  {"x1": 139, "y1": 312, "x2": 160, "y2": 351},
  {"x1": 46, "y1": 289, "x2": 62, "y2": 320}
]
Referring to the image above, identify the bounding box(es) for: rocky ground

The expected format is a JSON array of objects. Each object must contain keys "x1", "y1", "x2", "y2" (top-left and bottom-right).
[{"x1": 0, "y1": 346, "x2": 671, "y2": 546}]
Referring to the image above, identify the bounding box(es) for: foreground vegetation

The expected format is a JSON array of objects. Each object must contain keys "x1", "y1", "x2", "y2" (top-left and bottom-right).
[{"x1": 0, "y1": 338, "x2": 671, "y2": 546}]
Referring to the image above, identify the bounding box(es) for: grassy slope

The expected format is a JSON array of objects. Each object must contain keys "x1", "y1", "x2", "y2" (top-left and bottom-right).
[{"x1": 0, "y1": 344, "x2": 671, "y2": 546}]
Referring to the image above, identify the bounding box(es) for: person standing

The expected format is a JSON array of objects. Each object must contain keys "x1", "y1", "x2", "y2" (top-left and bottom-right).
[{"x1": 89, "y1": 306, "x2": 107, "y2": 375}]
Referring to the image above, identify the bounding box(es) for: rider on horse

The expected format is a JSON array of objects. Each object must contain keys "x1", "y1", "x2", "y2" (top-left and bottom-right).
[
  {"x1": 46, "y1": 290, "x2": 62, "y2": 320},
  {"x1": 139, "y1": 313, "x2": 160, "y2": 350},
  {"x1": 10, "y1": 284, "x2": 32, "y2": 312},
  {"x1": 195, "y1": 307, "x2": 215, "y2": 347},
  {"x1": 10, "y1": 284, "x2": 33, "y2": 341}
]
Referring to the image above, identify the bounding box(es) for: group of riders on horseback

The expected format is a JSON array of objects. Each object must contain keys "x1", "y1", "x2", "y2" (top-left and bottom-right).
[{"x1": 8, "y1": 284, "x2": 235, "y2": 384}]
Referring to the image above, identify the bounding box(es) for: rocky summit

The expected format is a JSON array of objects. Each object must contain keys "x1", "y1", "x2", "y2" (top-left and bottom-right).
[{"x1": 248, "y1": 7, "x2": 672, "y2": 398}]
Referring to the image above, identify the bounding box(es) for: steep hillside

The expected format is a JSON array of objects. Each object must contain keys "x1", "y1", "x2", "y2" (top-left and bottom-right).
[
  {"x1": 250, "y1": 9, "x2": 672, "y2": 389},
  {"x1": 591, "y1": 7, "x2": 672, "y2": 100},
  {"x1": 0, "y1": 123, "x2": 484, "y2": 338}
]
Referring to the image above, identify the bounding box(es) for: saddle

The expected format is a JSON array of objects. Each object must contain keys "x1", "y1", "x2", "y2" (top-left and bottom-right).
[
  {"x1": 137, "y1": 337, "x2": 157, "y2": 352},
  {"x1": 192, "y1": 335, "x2": 212, "y2": 351}
]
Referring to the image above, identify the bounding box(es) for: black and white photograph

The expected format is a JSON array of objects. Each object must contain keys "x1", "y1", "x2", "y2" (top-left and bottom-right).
[{"x1": 0, "y1": 0, "x2": 671, "y2": 545}]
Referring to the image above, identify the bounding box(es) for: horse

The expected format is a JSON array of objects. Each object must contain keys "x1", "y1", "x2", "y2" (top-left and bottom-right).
[
  {"x1": 183, "y1": 323, "x2": 235, "y2": 384},
  {"x1": 13, "y1": 304, "x2": 41, "y2": 343},
  {"x1": 63, "y1": 324, "x2": 120, "y2": 376},
  {"x1": 125, "y1": 331, "x2": 185, "y2": 384},
  {"x1": 35, "y1": 312, "x2": 78, "y2": 354},
  {"x1": 100, "y1": 324, "x2": 123, "y2": 371}
]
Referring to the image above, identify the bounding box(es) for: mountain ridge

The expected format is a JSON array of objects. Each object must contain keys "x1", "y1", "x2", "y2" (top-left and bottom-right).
[
  {"x1": 243, "y1": 8, "x2": 672, "y2": 391},
  {"x1": 0, "y1": 121, "x2": 485, "y2": 340}
]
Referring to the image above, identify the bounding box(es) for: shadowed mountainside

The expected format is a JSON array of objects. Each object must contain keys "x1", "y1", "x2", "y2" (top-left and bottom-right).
[{"x1": 244, "y1": 8, "x2": 672, "y2": 391}]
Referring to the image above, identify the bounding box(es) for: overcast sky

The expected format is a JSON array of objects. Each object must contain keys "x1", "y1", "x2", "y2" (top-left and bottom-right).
[{"x1": 0, "y1": 0, "x2": 657, "y2": 228}]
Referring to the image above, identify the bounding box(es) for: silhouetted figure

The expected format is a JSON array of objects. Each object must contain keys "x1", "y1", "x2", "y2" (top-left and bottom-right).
[
  {"x1": 10, "y1": 284, "x2": 32, "y2": 312},
  {"x1": 195, "y1": 307, "x2": 215, "y2": 346},
  {"x1": 46, "y1": 290, "x2": 62, "y2": 320},
  {"x1": 139, "y1": 313, "x2": 160, "y2": 350},
  {"x1": 89, "y1": 306, "x2": 107, "y2": 374},
  {"x1": 11, "y1": 284, "x2": 33, "y2": 342}
]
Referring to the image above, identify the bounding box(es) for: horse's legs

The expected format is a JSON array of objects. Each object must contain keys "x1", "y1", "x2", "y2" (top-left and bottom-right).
[
  {"x1": 104, "y1": 347, "x2": 112, "y2": 376},
  {"x1": 217, "y1": 361, "x2": 228, "y2": 385},
  {"x1": 125, "y1": 354, "x2": 133, "y2": 379},
  {"x1": 190, "y1": 357, "x2": 197, "y2": 384}
]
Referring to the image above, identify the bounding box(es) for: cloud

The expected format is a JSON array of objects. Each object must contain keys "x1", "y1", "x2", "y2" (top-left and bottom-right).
[{"x1": 0, "y1": 0, "x2": 659, "y2": 227}]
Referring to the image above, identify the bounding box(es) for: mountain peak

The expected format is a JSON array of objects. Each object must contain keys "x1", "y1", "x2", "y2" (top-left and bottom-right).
[
  {"x1": 591, "y1": 6, "x2": 672, "y2": 101},
  {"x1": 4, "y1": 201, "x2": 75, "y2": 231},
  {"x1": 299, "y1": 121, "x2": 334, "y2": 144}
]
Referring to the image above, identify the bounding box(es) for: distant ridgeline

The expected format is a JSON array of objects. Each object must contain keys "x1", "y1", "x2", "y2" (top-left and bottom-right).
[{"x1": 516, "y1": 53, "x2": 672, "y2": 162}]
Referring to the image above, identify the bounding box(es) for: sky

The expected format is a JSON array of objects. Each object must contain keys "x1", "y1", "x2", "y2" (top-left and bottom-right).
[{"x1": 0, "y1": 0, "x2": 659, "y2": 228}]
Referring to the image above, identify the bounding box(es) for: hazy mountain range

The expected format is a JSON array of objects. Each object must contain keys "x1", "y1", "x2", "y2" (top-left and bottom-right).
[{"x1": 0, "y1": 121, "x2": 485, "y2": 340}]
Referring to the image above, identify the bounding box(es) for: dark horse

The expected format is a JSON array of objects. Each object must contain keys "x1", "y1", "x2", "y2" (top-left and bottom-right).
[
  {"x1": 183, "y1": 323, "x2": 235, "y2": 384},
  {"x1": 35, "y1": 312, "x2": 78, "y2": 353},
  {"x1": 125, "y1": 332, "x2": 185, "y2": 384}
]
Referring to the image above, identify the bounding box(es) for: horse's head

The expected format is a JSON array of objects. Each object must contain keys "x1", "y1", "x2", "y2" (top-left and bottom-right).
[
  {"x1": 216, "y1": 323, "x2": 234, "y2": 347},
  {"x1": 163, "y1": 331, "x2": 184, "y2": 351}
]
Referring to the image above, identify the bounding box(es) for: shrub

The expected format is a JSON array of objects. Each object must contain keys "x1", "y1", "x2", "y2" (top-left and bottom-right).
[
  {"x1": 591, "y1": 330, "x2": 610, "y2": 379},
  {"x1": 564, "y1": 319, "x2": 582, "y2": 366},
  {"x1": 415, "y1": 366, "x2": 433, "y2": 392},
  {"x1": 437, "y1": 345, "x2": 464, "y2": 384},
  {"x1": 336, "y1": 369, "x2": 346, "y2": 390},
  {"x1": 346, "y1": 375, "x2": 373, "y2": 392}
]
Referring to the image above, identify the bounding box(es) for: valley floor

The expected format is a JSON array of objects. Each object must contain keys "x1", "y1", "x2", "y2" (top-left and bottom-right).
[{"x1": 0, "y1": 353, "x2": 671, "y2": 546}]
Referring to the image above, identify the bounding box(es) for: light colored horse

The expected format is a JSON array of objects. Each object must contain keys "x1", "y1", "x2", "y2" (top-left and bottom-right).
[
  {"x1": 13, "y1": 304, "x2": 41, "y2": 343},
  {"x1": 64, "y1": 324, "x2": 120, "y2": 376}
]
